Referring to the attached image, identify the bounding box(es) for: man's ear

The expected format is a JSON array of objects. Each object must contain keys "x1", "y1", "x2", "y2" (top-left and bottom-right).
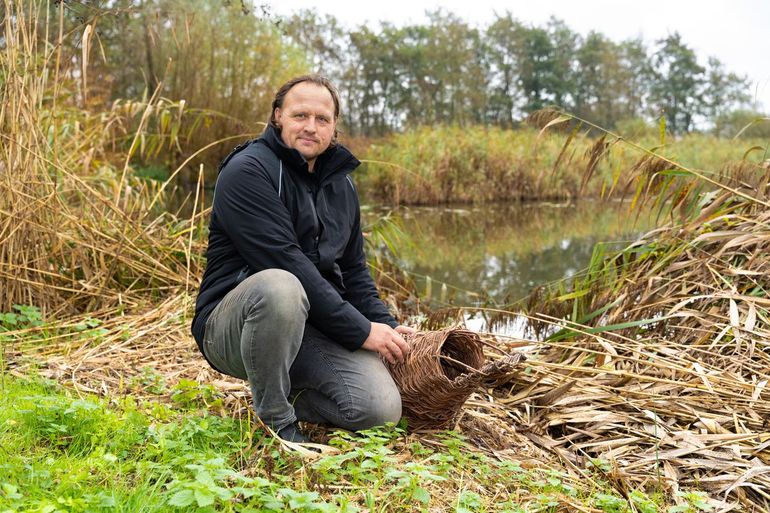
[{"x1": 273, "y1": 108, "x2": 282, "y2": 128}]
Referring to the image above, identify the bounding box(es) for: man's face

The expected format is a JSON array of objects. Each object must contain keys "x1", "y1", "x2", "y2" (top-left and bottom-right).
[{"x1": 274, "y1": 82, "x2": 337, "y2": 171}]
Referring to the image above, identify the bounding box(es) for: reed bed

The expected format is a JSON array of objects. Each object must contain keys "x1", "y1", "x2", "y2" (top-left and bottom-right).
[
  {"x1": 357, "y1": 124, "x2": 769, "y2": 205},
  {"x1": 0, "y1": 0, "x2": 208, "y2": 318},
  {"x1": 512, "y1": 114, "x2": 770, "y2": 511},
  {"x1": 508, "y1": 202, "x2": 770, "y2": 510}
]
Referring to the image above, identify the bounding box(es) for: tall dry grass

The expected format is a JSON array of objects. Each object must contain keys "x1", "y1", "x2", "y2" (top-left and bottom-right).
[
  {"x1": 0, "y1": 0, "x2": 210, "y2": 320},
  {"x1": 356, "y1": 123, "x2": 769, "y2": 205},
  {"x1": 507, "y1": 109, "x2": 770, "y2": 510},
  {"x1": 525, "y1": 109, "x2": 770, "y2": 327}
]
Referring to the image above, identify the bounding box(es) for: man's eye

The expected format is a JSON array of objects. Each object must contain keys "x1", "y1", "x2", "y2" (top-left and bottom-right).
[
  {"x1": 294, "y1": 113, "x2": 307, "y2": 119},
  {"x1": 317, "y1": 117, "x2": 329, "y2": 124}
]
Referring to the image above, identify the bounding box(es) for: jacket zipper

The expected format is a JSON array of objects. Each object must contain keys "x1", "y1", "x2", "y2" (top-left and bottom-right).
[{"x1": 307, "y1": 185, "x2": 321, "y2": 248}]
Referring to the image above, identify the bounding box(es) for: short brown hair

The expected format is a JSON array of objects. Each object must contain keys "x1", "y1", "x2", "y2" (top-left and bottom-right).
[{"x1": 268, "y1": 74, "x2": 341, "y2": 144}]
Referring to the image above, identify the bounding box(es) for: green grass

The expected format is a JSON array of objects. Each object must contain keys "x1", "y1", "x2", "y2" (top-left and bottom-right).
[{"x1": 1, "y1": 370, "x2": 717, "y2": 512}]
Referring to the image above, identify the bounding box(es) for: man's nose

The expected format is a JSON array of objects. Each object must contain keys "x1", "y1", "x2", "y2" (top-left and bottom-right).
[{"x1": 303, "y1": 117, "x2": 317, "y2": 132}]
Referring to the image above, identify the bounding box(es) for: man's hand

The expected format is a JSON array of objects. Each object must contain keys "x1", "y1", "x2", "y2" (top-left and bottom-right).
[{"x1": 362, "y1": 322, "x2": 411, "y2": 364}]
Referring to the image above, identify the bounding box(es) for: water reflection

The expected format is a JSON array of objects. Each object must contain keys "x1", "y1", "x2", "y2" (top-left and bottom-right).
[{"x1": 364, "y1": 200, "x2": 654, "y2": 309}]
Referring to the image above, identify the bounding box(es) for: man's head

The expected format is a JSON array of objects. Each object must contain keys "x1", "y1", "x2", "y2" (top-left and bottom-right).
[{"x1": 270, "y1": 75, "x2": 341, "y2": 171}]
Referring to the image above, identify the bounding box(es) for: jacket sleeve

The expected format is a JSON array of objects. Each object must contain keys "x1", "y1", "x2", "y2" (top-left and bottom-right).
[
  {"x1": 214, "y1": 152, "x2": 371, "y2": 350},
  {"x1": 338, "y1": 183, "x2": 399, "y2": 329}
]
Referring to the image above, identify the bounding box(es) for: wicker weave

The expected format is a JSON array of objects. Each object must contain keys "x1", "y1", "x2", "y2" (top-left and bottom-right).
[{"x1": 387, "y1": 328, "x2": 524, "y2": 430}]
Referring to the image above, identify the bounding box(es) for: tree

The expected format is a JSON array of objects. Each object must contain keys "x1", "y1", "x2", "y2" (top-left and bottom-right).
[
  {"x1": 345, "y1": 24, "x2": 406, "y2": 134},
  {"x1": 648, "y1": 33, "x2": 705, "y2": 134},
  {"x1": 702, "y1": 57, "x2": 751, "y2": 126},
  {"x1": 573, "y1": 31, "x2": 623, "y2": 127},
  {"x1": 103, "y1": 0, "x2": 307, "y2": 164},
  {"x1": 507, "y1": 18, "x2": 577, "y2": 115},
  {"x1": 616, "y1": 38, "x2": 652, "y2": 122},
  {"x1": 486, "y1": 13, "x2": 525, "y2": 126},
  {"x1": 712, "y1": 109, "x2": 770, "y2": 138},
  {"x1": 281, "y1": 9, "x2": 346, "y2": 77},
  {"x1": 545, "y1": 17, "x2": 577, "y2": 109},
  {"x1": 342, "y1": 11, "x2": 490, "y2": 134},
  {"x1": 415, "y1": 10, "x2": 489, "y2": 126}
]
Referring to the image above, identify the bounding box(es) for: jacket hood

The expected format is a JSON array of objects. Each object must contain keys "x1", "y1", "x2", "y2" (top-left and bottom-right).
[{"x1": 260, "y1": 125, "x2": 360, "y2": 180}]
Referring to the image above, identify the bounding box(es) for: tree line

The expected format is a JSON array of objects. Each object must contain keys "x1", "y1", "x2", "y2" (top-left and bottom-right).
[
  {"x1": 283, "y1": 9, "x2": 757, "y2": 136},
  {"x1": 30, "y1": 0, "x2": 765, "y2": 155}
]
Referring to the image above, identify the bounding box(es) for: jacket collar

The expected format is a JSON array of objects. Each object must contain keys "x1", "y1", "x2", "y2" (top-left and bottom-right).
[{"x1": 260, "y1": 125, "x2": 360, "y2": 180}]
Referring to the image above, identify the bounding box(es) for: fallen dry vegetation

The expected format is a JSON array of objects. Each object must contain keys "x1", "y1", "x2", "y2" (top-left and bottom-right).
[{"x1": 515, "y1": 197, "x2": 770, "y2": 511}]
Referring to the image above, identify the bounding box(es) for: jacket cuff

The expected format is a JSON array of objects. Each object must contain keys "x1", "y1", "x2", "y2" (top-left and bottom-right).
[{"x1": 344, "y1": 315, "x2": 371, "y2": 351}]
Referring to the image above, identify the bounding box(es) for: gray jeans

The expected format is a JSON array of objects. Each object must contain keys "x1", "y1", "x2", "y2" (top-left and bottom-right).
[{"x1": 201, "y1": 269, "x2": 402, "y2": 432}]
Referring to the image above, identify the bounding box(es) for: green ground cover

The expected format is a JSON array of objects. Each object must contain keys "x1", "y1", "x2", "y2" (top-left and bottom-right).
[{"x1": 0, "y1": 370, "x2": 714, "y2": 513}]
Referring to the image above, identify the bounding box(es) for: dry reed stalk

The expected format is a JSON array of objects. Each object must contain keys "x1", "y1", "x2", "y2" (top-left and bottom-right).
[
  {"x1": 0, "y1": 1, "x2": 220, "y2": 319},
  {"x1": 1, "y1": 1, "x2": 56, "y2": 310},
  {"x1": 517, "y1": 189, "x2": 770, "y2": 508},
  {"x1": 526, "y1": 108, "x2": 570, "y2": 131}
]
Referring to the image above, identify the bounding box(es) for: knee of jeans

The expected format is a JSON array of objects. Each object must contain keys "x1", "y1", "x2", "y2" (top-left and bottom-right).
[
  {"x1": 244, "y1": 269, "x2": 309, "y2": 321},
  {"x1": 343, "y1": 383, "x2": 402, "y2": 431}
]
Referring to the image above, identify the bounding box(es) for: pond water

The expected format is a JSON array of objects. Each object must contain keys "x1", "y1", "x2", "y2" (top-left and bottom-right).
[{"x1": 363, "y1": 200, "x2": 656, "y2": 334}]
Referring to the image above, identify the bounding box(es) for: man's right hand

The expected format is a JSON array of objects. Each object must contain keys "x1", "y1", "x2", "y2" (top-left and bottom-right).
[{"x1": 361, "y1": 322, "x2": 410, "y2": 364}]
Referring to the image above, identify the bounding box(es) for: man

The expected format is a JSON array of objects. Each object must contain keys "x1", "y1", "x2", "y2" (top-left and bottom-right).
[{"x1": 191, "y1": 75, "x2": 413, "y2": 443}]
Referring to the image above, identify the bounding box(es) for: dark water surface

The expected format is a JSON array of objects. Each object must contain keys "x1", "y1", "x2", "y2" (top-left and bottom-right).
[{"x1": 363, "y1": 200, "x2": 655, "y2": 312}]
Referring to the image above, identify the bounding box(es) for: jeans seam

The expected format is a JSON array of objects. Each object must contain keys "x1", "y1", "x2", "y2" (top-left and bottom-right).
[
  {"x1": 203, "y1": 311, "x2": 223, "y2": 363},
  {"x1": 309, "y1": 337, "x2": 355, "y2": 423},
  {"x1": 244, "y1": 315, "x2": 297, "y2": 430},
  {"x1": 241, "y1": 297, "x2": 260, "y2": 379}
]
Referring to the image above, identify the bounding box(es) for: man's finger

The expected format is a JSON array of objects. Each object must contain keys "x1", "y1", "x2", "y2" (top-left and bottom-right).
[
  {"x1": 393, "y1": 333, "x2": 410, "y2": 355},
  {"x1": 378, "y1": 342, "x2": 396, "y2": 364},
  {"x1": 396, "y1": 325, "x2": 416, "y2": 336},
  {"x1": 389, "y1": 340, "x2": 404, "y2": 363}
]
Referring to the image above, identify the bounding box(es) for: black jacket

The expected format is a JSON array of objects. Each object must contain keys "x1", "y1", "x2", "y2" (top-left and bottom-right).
[{"x1": 191, "y1": 126, "x2": 397, "y2": 357}]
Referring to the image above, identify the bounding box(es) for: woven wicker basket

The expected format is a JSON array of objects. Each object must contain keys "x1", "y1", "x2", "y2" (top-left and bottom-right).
[{"x1": 387, "y1": 328, "x2": 524, "y2": 430}]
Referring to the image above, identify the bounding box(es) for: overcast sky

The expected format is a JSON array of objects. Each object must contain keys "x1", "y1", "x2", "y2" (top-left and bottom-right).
[{"x1": 268, "y1": 0, "x2": 770, "y2": 111}]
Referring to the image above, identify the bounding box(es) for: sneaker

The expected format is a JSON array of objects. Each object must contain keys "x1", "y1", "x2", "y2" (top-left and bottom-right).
[{"x1": 276, "y1": 422, "x2": 309, "y2": 443}]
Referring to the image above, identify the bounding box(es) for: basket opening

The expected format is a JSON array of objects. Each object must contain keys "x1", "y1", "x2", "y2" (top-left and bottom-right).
[{"x1": 439, "y1": 333, "x2": 483, "y2": 380}]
